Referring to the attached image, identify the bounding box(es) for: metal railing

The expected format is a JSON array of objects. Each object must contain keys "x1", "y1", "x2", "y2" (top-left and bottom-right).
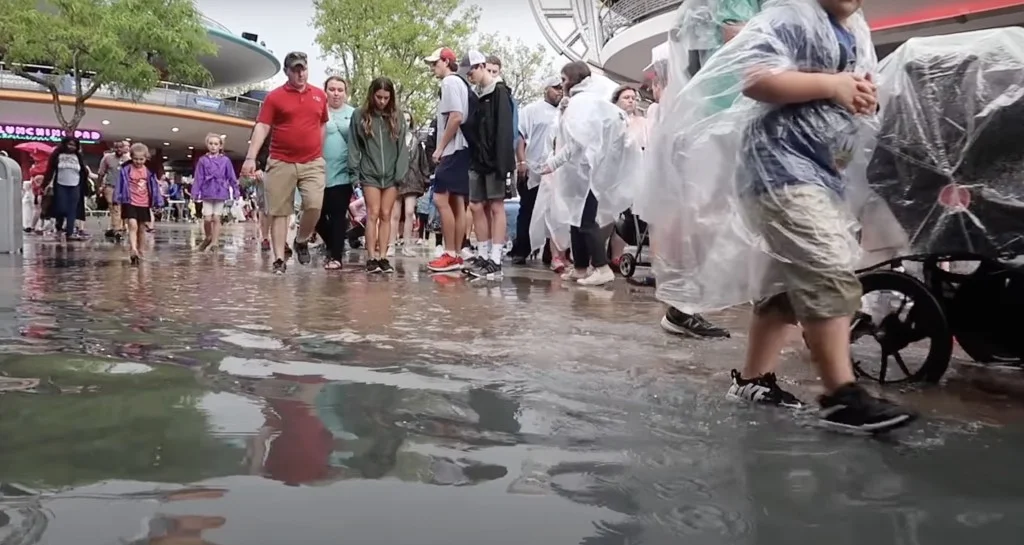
[
  {"x1": 0, "y1": 65, "x2": 263, "y2": 120},
  {"x1": 601, "y1": 0, "x2": 682, "y2": 41}
]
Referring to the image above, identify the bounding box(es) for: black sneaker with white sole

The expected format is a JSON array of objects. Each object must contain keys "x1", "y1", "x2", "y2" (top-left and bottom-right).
[
  {"x1": 378, "y1": 258, "x2": 395, "y2": 274},
  {"x1": 366, "y1": 259, "x2": 382, "y2": 273},
  {"x1": 727, "y1": 369, "x2": 805, "y2": 408},
  {"x1": 469, "y1": 259, "x2": 502, "y2": 279},
  {"x1": 462, "y1": 256, "x2": 482, "y2": 273},
  {"x1": 293, "y1": 240, "x2": 312, "y2": 265},
  {"x1": 272, "y1": 259, "x2": 287, "y2": 275},
  {"x1": 818, "y1": 383, "x2": 917, "y2": 434},
  {"x1": 661, "y1": 307, "x2": 731, "y2": 338}
]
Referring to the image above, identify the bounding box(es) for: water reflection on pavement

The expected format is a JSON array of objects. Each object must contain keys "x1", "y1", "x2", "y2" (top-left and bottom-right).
[{"x1": 1, "y1": 225, "x2": 1023, "y2": 545}]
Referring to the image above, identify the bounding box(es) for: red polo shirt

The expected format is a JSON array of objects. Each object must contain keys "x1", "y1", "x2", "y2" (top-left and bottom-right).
[{"x1": 257, "y1": 84, "x2": 330, "y2": 164}]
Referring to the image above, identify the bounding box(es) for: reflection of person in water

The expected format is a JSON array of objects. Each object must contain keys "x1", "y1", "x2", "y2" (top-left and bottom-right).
[
  {"x1": 249, "y1": 374, "x2": 337, "y2": 485},
  {"x1": 126, "y1": 488, "x2": 227, "y2": 545},
  {"x1": 247, "y1": 375, "x2": 515, "y2": 486}
]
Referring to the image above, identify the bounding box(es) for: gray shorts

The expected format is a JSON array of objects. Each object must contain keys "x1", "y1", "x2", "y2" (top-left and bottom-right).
[{"x1": 469, "y1": 171, "x2": 506, "y2": 203}]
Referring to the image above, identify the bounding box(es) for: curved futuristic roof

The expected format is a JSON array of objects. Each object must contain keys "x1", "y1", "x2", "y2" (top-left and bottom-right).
[
  {"x1": 199, "y1": 15, "x2": 281, "y2": 88},
  {"x1": 534, "y1": 0, "x2": 1024, "y2": 81}
]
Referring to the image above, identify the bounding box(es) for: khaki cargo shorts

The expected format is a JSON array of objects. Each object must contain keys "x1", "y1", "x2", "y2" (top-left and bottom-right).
[
  {"x1": 265, "y1": 157, "x2": 325, "y2": 217},
  {"x1": 748, "y1": 184, "x2": 862, "y2": 323}
]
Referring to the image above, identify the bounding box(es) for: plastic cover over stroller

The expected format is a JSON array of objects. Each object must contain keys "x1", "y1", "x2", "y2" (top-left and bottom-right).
[{"x1": 865, "y1": 27, "x2": 1024, "y2": 257}]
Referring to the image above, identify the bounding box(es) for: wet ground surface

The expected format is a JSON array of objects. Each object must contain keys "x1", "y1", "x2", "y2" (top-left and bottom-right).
[{"x1": 2, "y1": 223, "x2": 1023, "y2": 544}]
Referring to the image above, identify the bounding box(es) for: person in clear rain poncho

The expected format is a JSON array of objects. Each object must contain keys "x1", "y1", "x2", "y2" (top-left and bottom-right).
[
  {"x1": 540, "y1": 61, "x2": 643, "y2": 286},
  {"x1": 643, "y1": 0, "x2": 915, "y2": 432}
]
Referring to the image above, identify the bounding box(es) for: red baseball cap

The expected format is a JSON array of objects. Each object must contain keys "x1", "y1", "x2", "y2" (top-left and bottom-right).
[{"x1": 424, "y1": 47, "x2": 456, "y2": 64}]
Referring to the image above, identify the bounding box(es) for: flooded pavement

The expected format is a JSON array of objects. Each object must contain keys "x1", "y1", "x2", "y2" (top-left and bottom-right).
[{"x1": 2, "y1": 223, "x2": 1024, "y2": 545}]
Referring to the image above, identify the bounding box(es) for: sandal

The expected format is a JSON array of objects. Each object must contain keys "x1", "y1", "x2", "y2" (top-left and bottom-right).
[{"x1": 323, "y1": 259, "x2": 343, "y2": 270}]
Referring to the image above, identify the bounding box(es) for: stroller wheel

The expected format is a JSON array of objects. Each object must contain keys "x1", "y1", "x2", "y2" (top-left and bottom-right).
[
  {"x1": 850, "y1": 270, "x2": 953, "y2": 384},
  {"x1": 618, "y1": 254, "x2": 637, "y2": 278}
]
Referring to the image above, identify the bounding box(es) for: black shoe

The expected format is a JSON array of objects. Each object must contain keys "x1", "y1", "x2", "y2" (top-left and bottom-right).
[
  {"x1": 366, "y1": 259, "x2": 382, "y2": 273},
  {"x1": 284, "y1": 245, "x2": 294, "y2": 258},
  {"x1": 129, "y1": 254, "x2": 140, "y2": 266},
  {"x1": 510, "y1": 255, "x2": 527, "y2": 265},
  {"x1": 272, "y1": 259, "x2": 287, "y2": 275},
  {"x1": 378, "y1": 258, "x2": 395, "y2": 274},
  {"x1": 104, "y1": 229, "x2": 116, "y2": 239},
  {"x1": 293, "y1": 240, "x2": 311, "y2": 265},
  {"x1": 22, "y1": 227, "x2": 32, "y2": 233},
  {"x1": 727, "y1": 370, "x2": 805, "y2": 408},
  {"x1": 462, "y1": 255, "x2": 481, "y2": 273},
  {"x1": 661, "y1": 307, "x2": 730, "y2": 338},
  {"x1": 818, "y1": 383, "x2": 917, "y2": 434},
  {"x1": 469, "y1": 259, "x2": 503, "y2": 279}
]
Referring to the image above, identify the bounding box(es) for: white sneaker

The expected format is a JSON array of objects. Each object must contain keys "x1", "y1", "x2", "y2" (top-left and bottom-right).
[
  {"x1": 460, "y1": 247, "x2": 475, "y2": 260},
  {"x1": 577, "y1": 266, "x2": 615, "y2": 286},
  {"x1": 401, "y1": 246, "x2": 417, "y2": 257},
  {"x1": 386, "y1": 245, "x2": 396, "y2": 258},
  {"x1": 561, "y1": 268, "x2": 588, "y2": 282},
  {"x1": 433, "y1": 245, "x2": 444, "y2": 258}
]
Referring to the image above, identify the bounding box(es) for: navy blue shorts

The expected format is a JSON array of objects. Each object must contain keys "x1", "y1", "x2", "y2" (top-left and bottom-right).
[{"x1": 433, "y1": 149, "x2": 470, "y2": 196}]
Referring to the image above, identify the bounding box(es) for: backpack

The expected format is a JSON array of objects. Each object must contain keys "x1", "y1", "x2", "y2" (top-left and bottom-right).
[{"x1": 454, "y1": 73, "x2": 481, "y2": 150}]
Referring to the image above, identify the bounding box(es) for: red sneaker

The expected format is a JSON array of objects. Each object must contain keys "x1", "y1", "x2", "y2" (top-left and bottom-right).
[{"x1": 428, "y1": 253, "x2": 463, "y2": 272}]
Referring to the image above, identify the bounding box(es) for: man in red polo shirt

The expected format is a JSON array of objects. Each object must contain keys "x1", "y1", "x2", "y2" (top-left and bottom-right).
[{"x1": 242, "y1": 51, "x2": 329, "y2": 274}]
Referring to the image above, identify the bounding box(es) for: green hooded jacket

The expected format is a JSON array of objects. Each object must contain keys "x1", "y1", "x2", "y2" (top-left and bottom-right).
[{"x1": 347, "y1": 109, "x2": 409, "y2": 187}]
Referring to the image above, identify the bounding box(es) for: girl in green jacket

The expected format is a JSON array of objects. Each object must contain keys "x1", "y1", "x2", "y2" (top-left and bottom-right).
[{"x1": 348, "y1": 77, "x2": 409, "y2": 273}]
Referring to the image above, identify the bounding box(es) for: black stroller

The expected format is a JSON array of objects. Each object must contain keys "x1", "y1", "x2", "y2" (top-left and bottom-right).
[
  {"x1": 612, "y1": 208, "x2": 650, "y2": 278},
  {"x1": 849, "y1": 28, "x2": 1024, "y2": 384}
]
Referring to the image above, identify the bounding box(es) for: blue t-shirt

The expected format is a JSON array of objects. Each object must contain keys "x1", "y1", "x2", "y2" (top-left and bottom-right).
[{"x1": 742, "y1": 14, "x2": 858, "y2": 196}]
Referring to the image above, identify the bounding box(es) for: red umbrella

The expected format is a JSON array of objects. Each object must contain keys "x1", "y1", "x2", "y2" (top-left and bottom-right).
[{"x1": 14, "y1": 141, "x2": 55, "y2": 156}]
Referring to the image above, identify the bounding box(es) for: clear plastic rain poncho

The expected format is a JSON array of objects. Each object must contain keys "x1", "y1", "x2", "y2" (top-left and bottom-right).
[
  {"x1": 862, "y1": 27, "x2": 1024, "y2": 259},
  {"x1": 642, "y1": 0, "x2": 877, "y2": 314},
  {"x1": 529, "y1": 99, "x2": 573, "y2": 252},
  {"x1": 543, "y1": 74, "x2": 643, "y2": 229}
]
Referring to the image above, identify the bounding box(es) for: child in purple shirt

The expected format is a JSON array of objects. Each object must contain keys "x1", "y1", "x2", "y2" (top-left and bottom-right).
[{"x1": 192, "y1": 133, "x2": 240, "y2": 251}]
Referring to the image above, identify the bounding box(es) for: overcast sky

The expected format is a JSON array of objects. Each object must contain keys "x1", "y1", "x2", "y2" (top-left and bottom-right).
[{"x1": 196, "y1": 0, "x2": 560, "y2": 84}]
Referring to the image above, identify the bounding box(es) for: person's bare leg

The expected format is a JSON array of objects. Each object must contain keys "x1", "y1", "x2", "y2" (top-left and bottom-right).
[
  {"x1": 364, "y1": 187, "x2": 383, "y2": 259},
  {"x1": 742, "y1": 309, "x2": 797, "y2": 380},
  {"x1": 610, "y1": 233, "x2": 626, "y2": 262},
  {"x1": 389, "y1": 200, "x2": 401, "y2": 248},
  {"x1": 127, "y1": 218, "x2": 139, "y2": 256},
  {"x1": 403, "y1": 196, "x2": 416, "y2": 243},
  {"x1": 295, "y1": 208, "x2": 321, "y2": 242},
  {"x1": 271, "y1": 216, "x2": 290, "y2": 260},
  {"x1": 802, "y1": 316, "x2": 856, "y2": 392},
  {"x1": 433, "y1": 192, "x2": 456, "y2": 253},
  {"x1": 488, "y1": 199, "x2": 506, "y2": 256},
  {"x1": 137, "y1": 220, "x2": 148, "y2": 257},
  {"x1": 259, "y1": 211, "x2": 271, "y2": 241},
  {"x1": 378, "y1": 188, "x2": 398, "y2": 258},
  {"x1": 211, "y1": 213, "x2": 222, "y2": 249},
  {"x1": 451, "y1": 195, "x2": 467, "y2": 253},
  {"x1": 470, "y1": 201, "x2": 488, "y2": 249}
]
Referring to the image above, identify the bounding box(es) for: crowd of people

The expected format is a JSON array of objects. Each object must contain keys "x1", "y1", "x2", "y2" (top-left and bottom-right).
[{"x1": 19, "y1": 0, "x2": 914, "y2": 436}]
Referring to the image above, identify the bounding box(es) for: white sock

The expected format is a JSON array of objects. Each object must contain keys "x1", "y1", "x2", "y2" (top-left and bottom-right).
[
  {"x1": 490, "y1": 244, "x2": 503, "y2": 264},
  {"x1": 477, "y1": 241, "x2": 490, "y2": 257}
]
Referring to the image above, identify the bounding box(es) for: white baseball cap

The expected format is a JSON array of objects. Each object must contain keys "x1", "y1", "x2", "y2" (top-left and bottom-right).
[
  {"x1": 459, "y1": 50, "x2": 487, "y2": 68},
  {"x1": 542, "y1": 76, "x2": 561, "y2": 88}
]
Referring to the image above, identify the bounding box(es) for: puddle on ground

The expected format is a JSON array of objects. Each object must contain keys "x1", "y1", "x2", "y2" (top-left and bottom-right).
[{"x1": 1, "y1": 226, "x2": 1024, "y2": 544}]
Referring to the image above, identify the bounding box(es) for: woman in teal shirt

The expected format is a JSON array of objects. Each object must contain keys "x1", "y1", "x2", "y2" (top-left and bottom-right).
[{"x1": 317, "y1": 75, "x2": 357, "y2": 270}]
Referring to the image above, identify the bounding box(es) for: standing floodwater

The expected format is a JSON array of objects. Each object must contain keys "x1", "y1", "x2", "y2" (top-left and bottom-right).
[{"x1": 1, "y1": 225, "x2": 1023, "y2": 544}]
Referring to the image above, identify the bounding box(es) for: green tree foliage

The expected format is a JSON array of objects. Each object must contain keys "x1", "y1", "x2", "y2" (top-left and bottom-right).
[
  {"x1": 0, "y1": 0, "x2": 216, "y2": 133},
  {"x1": 471, "y1": 32, "x2": 555, "y2": 105},
  {"x1": 313, "y1": 0, "x2": 480, "y2": 127}
]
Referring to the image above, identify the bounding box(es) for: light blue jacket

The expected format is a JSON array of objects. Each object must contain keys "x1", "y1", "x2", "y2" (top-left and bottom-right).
[{"x1": 324, "y1": 104, "x2": 355, "y2": 187}]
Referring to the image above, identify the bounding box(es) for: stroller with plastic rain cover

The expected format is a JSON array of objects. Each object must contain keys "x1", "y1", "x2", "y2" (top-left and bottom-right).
[
  {"x1": 849, "y1": 28, "x2": 1024, "y2": 384},
  {"x1": 612, "y1": 209, "x2": 650, "y2": 278}
]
